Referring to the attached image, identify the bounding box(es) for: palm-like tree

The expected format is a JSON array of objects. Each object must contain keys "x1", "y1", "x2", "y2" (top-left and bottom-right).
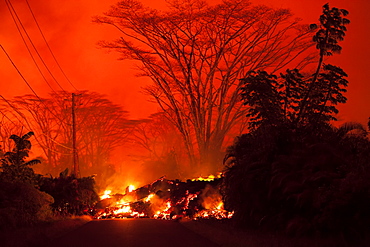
[
  {"x1": 0, "y1": 132, "x2": 41, "y2": 184},
  {"x1": 298, "y1": 3, "x2": 350, "y2": 123}
]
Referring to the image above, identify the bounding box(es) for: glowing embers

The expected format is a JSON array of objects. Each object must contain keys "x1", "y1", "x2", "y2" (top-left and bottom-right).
[
  {"x1": 100, "y1": 190, "x2": 112, "y2": 200},
  {"x1": 127, "y1": 185, "x2": 135, "y2": 193},
  {"x1": 191, "y1": 172, "x2": 222, "y2": 182},
  {"x1": 94, "y1": 176, "x2": 234, "y2": 220},
  {"x1": 153, "y1": 200, "x2": 172, "y2": 220},
  {"x1": 193, "y1": 200, "x2": 234, "y2": 220}
]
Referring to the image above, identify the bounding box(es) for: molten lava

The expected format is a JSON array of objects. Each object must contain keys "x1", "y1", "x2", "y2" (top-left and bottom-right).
[{"x1": 94, "y1": 175, "x2": 233, "y2": 220}]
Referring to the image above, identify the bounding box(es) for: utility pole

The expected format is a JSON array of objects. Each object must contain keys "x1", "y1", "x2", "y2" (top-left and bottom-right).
[{"x1": 71, "y1": 93, "x2": 80, "y2": 177}]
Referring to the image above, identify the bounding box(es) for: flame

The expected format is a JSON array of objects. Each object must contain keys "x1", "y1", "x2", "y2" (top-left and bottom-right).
[
  {"x1": 113, "y1": 203, "x2": 131, "y2": 214},
  {"x1": 100, "y1": 190, "x2": 112, "y2": 200},
  {"x1": 153, "y1": 200, "x2": 172, "y2": 220},
  {"x1": 144, "y1": 193, "x2": 155, "y2": 202},
  {"x1": 94, "y1": 174, "x2": 233, "y2": 221},
  {"x1": 128, "y1": 185, "x2": 135, "y2": 192},
  {"x1": 191, "y1": 172, "x2": 222, "y2": 182}
]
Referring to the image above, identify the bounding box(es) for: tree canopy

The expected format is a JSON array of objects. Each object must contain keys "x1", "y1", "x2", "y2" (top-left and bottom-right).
[{"x1": 94, "y1": 0, "x2": 316, "y2": 173}]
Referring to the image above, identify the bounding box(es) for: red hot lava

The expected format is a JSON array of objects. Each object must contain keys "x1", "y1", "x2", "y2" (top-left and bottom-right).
[{"x1": 94, "y1": 175, "x2": 233, "y2": 220}]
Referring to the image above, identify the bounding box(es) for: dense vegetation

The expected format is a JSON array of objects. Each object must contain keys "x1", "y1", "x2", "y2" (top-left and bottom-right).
[
  {"x1": 222, "y1": 3, "x2": 370, "y2": 240},
  {"x1": 0, "y1": 132, "x2": 99, "y2": 229}
]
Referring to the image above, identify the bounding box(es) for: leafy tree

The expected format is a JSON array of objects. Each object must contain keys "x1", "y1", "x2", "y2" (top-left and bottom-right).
[
  {"x1": 240, "y1": 65, "x2": 348, "y2": 131},
  {"x1": 298, "y1": 3, "x2": 349, "y2": 123},
  {"x1": 0, "y1": 132, "x2": 41, "y2": 185},
  {"x1": 0, "y1": 133, "x2": 54, "y2": 229},
  {"x1": 94, "y1": 0, "x2": 316, "y2": 173},
  {"x1": 240, "y1": 2, "x2": 349, "y2": 131},
  {"x1": 222, "y1": 4, "x2": 370, "y2": 239},
  {"x1": 0, "y1": 113, "x2": 26, "y2": 153}
]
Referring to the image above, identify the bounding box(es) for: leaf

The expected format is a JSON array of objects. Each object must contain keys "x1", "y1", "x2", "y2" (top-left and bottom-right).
[
  {"x1": 60, "y1": 168, "x2": 69, "y2": 179},
  {"x1": 23, "y1": 159, "x2": 41, "y2": 166},
  {"x1": 309, "y1": 23, "x2": 318, "y2": 30},
  {"x1": 22, "y1": 132, "x2": 34, "y2": 140}
]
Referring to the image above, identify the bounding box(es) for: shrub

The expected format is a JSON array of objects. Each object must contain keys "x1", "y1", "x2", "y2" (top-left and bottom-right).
[
  {"x1": 222, "y1": 125, "x2": 370, "y2": 238},
  {"x1": 0, "y1": 181, "x2": 54, "y2": 229},
  {"x1": 39, "y1": 169, "x2": 99, "y2": 216}
]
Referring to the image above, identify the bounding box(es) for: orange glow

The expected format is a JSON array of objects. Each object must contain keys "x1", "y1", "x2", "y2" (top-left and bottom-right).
[
  {"x1": 95, "y1": 176, "x2": 234, "y2": 220},
  {"x1": 0, "y1": 0, "x2": 367, "y2": 125},
  {"x1": 0, "y1": 0, "x2": 368, "y2": 206},
  {"x1": 144, "y1": 193, "x2": 155, "y2": 203},
  {"x1": 128, "y1": 185, "x2": 135, "y2": 192},
  {"x1": 100, "y1": 190, "x2": 112, "y2": 200},
  {"x1": 191, "y1": 173, "x2": 222, "y2": 182}
]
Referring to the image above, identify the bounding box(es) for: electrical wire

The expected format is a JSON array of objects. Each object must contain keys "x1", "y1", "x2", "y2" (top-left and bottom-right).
[
  {"x1": 4, "y1": 0, "x2": 58, "y2": 95},
  {"x1": 2, "y1": 0, "x2": 80, "y2": 158},
  {"x1": 0, "y1": 44, "x2": 70, "y2": 132},
  {"x1": 25, "y1": 0, "x2": 79, "y2": 92},
  {"x1": 1, "y1": 45, "x2": 43, "y2": 101},
  {"x1": 5, "y1": 0, "x2": 67, "y2": 93}
]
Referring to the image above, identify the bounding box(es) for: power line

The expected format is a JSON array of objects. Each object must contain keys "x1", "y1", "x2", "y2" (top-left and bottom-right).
[
  {"x1": 5, "y1": 0, "x2": 79, "y2": 130},
  {"x1": 0, "y1": 44, "x2": 67, "y2": 126},
  {"x1": 3, "y1": 0, "x2": 81, "y2": 161},
  {"x1": 5, "y1": 0, "x2": 67, "y2": 93},
  {"x1": 25, "y1": 0, "x2": 79, "y2": 91},
  {"x1": 1, "y1": 45, "x2": 43, "y2": 100},
  {"x1": 4, "y1": 0, "x2": 58, "y2": 95}
]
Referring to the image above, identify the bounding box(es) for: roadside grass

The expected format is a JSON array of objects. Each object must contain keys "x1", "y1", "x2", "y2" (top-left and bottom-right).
[
  {"x1": 180, "y1": 218, "x2": 370, "y2": 247},
  {"x1": 0, "y1": 215, "x2": 92, "y2": 247}
]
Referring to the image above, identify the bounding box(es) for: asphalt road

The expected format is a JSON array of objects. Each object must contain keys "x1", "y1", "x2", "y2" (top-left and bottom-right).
[{"x1": 44, "y1": 218, "x2": 220, "y2": 247}]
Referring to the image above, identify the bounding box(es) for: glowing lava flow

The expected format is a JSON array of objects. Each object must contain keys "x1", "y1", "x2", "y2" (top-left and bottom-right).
[
  {"x1": 191, "y1": 173, "x2": 222, "y2": 182},
  {"x1": 94, "y1": 176, "x2": 234, "y2": 220},
  {"x1": 100, "y1": 190, "x2": 111, "y2": 200},
  {"x1": 128, "y1": 185, "x2": 135, "y2": 192}
]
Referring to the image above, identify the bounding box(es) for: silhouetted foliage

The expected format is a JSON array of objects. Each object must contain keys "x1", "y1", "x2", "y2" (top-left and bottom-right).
[
  {"x1": 222, "y1": 4, "x2": 370, "y2": 240},
  {"x1": 240, "y1": 65, "x2": 348, "y2": 130},
  {"x1": 0, "y1": 132, "x2": 99, "y2": 230},
  {"x1": 223, "y1": 123, "x2": 370, "y2": 238},
  {"x1": 39, "y1": 168, "x2": 99, "y2": 216},
  {"x1": 299, "y1": 3, "x2": 349, "y2": 123},
  {"x1": 94, "y1": 0, "x2": 316, "y2": 173},
  {"x1": 0, "y1": 133, "x2": 54, "y2": 229},
  {"x1": 0, "y1": 132, "x2": 41, "y2": 185},
  {"x1": 0, "y1": 180, "x2": 54, "y2": 229}
]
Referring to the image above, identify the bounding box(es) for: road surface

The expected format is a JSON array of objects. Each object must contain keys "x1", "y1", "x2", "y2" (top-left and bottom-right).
[{"x1": 44, "y1": 218, "x2": 220, "y2": 247}]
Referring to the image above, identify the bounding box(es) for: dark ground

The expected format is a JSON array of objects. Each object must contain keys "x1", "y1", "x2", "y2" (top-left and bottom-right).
[
  {"x1": 2, "y1": 217, "x2": 369, "y2": 247},
  {"x1": 42, "y1": 218, "x2": 220, "y2": 247}
]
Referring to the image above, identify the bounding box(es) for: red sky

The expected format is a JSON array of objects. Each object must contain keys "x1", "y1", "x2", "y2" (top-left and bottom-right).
[{"x1": 0, "y1": 0, "x2": 369, "y2": 125}]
